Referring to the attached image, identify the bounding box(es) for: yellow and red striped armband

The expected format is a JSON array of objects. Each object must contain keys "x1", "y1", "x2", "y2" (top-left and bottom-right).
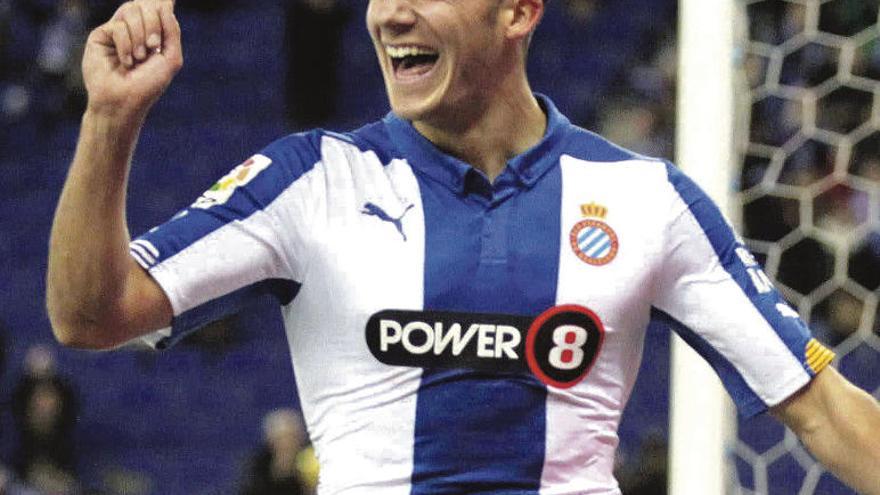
[{"x1": 805, "y1": 338, "x2": 835, "y2": 375}]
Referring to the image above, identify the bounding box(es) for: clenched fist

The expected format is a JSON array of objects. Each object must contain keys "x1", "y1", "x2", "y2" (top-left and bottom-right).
[{"x1": 82, "y1": 0, "x2": 183, "y2": 119}]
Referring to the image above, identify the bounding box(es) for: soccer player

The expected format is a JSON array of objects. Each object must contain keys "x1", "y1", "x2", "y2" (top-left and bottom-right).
[{"x1": 47, "y1": 0, "x2": 880, "y2": 493}]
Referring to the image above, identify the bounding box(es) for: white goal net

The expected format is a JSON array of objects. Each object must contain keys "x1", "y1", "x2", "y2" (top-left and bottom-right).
[{"x1": 734, "y1": 0, "x2": 880, "y2": 493}]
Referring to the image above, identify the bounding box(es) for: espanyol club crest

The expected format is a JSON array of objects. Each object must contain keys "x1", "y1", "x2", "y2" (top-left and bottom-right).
[{"x1": 570, "y1": 202, "x2": 619, "y2": 266}]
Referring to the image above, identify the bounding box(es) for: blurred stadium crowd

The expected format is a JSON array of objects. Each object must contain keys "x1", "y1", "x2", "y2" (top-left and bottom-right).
[
  {"x1": 742, "y1": 0, "x2": 880, "y2": 349},
  {"x1": 1, "y1": 0, "x2": 875, "y2": 494},
  {"x1": 734, "y1": 3, "x2": 880, "y2": 493}
]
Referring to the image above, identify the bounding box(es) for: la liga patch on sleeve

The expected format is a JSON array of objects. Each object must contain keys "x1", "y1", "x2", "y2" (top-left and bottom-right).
[{"x1": 192, "y1": 154, "x2": 273, "y2": 209}]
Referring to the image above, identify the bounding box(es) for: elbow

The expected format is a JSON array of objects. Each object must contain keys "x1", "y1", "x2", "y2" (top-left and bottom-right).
[
  {"x1": 52, "y1": 326, "x2": 116, "y2": 351},
  {"x1": 47, "y1": 306, "x2": 123, "y2": 351},
  {"x1": 46, "y1": 287, "x2": 124, "y2": 350}
]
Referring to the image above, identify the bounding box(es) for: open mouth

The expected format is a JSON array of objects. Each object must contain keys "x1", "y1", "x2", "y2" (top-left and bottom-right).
[{"x1": 387, "y1": 46, "x2": 440, "y2": 79}]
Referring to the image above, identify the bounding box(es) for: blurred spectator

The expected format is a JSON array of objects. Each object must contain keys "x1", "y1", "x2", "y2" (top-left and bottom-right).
[
  {"x1": 749, "y1": 95, "x2": 802, "y2": 149},
  {"x1": 36, "y1": 0, "x2": 85, "y2": 81},
  {"x1": 0, "y1": 463, "x2": 44, "y2": 495},
  {"x1": 779, "y1": 2, "x2": 805, "y2": 42},
  {"x1": 778, "y1": 140, "x2": 832, "y2": 187},
  {"x1": 239, "y1": 408, "x2": 316, "y2": 495},
  {"x1": 811, "y1": 290, "x2": 862, "y2": 346},
  {"x1": 562, "y1": 0, "x2": 601, "y2": 24},
  {"x1": 853, "y1": 37, "x2": 880, "y2": 80},
  {"x1": 0, "y1": 0, "x2": 30, "y2": 127},
  {"x1": 749, "y1": 1, "x2": 803, "y2": 45},
  {"x1": 814, "y1": 184, "x2": 867, "y2": 240},
  {"x1": 596, "y1": 29, "x2": 676, "y2": 159},
  {"x1": 99, "y1": 467, "x2": 152, "y2": 495},
  {"x1": 598, "y1": 98, "x2": 671, "y2": 158},
  {"x1": 0, "y1": 0, "x2": 88, "y2": 133},
  {"x1": 32, "y1": 0, "x2": 88, "y2": 130},
  {"x1": 10, "y1": 346, "x2": 79, "y2": 495},
  {"x1": 738, "y1": 0, "x2": 880, "y2": 350},
  {"x1": 853, "y1": 135, "x2": 880, "y2": 184},
  {"x1": 284, "y1": 0, "x2": 350, "y2": 129}
]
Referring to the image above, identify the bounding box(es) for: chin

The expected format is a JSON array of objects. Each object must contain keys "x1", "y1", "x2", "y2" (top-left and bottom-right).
[
  {"x1": 384, "y1": 66, "x2": 454, "y2": 124},
  {"x1": 390, "y1": 100, "x2": 430, "y2": 122},
  {"x1": 387, "y1": 91, "x2": 442, "y2": 122}
]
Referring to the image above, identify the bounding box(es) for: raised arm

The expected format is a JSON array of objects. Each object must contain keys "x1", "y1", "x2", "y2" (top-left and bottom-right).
[
  {"x1": 772, "y1": 366, "x2": 880, "y2": 494},
  {"x1": 47, "y1": 0, "x2": 182, "y2": 349}
]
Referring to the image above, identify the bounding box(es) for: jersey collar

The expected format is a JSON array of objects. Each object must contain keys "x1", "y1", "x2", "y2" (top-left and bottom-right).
[{"x1": 383, "y1": 94, "x2": 571, "y2": 195}]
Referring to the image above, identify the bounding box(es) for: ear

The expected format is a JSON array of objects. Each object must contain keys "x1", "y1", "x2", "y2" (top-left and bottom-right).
[{"x1": 502, "y1": 0, "x2": 544, "y2": 42}]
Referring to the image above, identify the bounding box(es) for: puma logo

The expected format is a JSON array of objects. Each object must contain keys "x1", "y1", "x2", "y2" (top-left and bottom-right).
[{"x1": 361, "y1": 202, "x2": 414, "y2": 241}]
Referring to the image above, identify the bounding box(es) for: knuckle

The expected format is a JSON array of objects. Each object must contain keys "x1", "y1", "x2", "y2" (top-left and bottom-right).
[
  {"x1": 111, "y1": 22, "x2": 128, "y2": 39},
  {"x1": 118, "y1": 1, "x2": 136, "y2": 15},
  {"x1": 121, "y1": 5, "x2": 141, "y2": 21},
  {"x1": 88, "y1": 27, "x2": 104, "y2": 42},
  {"x1": 113, "y1": 1, "x2": 137, "y2": 22},
  {"x1": 141, "y1": 0, "x2": 160, "y2": 12}
]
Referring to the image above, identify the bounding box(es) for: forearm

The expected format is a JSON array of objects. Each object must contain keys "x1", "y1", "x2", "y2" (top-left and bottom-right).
[
  {"x1": 807, "y1": 388, "x2": 880, "y2": 494},
  {"x1": 47, "y1": 110, "x2": 144, "y2": 345},
  {"x1": 783, "y1": 370, "x2": 880, "y2": 494}
]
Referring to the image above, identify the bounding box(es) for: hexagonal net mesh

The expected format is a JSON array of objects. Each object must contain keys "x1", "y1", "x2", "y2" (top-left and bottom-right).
[{"x1": 735, "y1": 0, "x2": 880, "y2": 493}]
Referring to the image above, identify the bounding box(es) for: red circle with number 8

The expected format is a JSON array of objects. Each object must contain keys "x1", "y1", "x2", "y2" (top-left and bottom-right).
[{"x1": 525, "y1": 304, "x2": 606, "y2": 389}]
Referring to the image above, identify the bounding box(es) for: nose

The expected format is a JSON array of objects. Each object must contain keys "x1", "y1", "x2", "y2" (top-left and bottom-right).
[{"x1": 369, "y1": 0, "x2": 417, "y2": 32}]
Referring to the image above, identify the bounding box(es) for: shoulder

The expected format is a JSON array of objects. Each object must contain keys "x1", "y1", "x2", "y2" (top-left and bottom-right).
[
  {"x1": 260, "y1": 119, "x2": 400, "y2": 173},
  {"x1": 559, "y1": 125, "x2": 670, "y2": 174},
  {"x1": 560, "y1": 124, "x2": 718, "y2": 202},
  {"x1": 336, "y1": 119, "x2": 402, "y2": 166},
  {"x1": 557, "y1": 124, "x2": 679, "y2": 187}
]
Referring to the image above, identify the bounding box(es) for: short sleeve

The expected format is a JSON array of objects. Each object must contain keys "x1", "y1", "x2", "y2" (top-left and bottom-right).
[
  {"x1": 130, "y1": 131, "x2": 325, "y2": 349},
  {"x1": 653, "y1": 163, "x2": 834, "y2": 418}
]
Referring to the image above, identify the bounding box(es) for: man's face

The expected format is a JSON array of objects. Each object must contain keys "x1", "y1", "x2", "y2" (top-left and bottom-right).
[{"x1": 366, "y1": 0, "x2": 507, "y2": 124}]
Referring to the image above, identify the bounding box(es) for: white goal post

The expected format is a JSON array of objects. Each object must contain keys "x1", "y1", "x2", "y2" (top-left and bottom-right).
[{"x1": 671, "y1": 0, "x2": 744, "y2": 493}]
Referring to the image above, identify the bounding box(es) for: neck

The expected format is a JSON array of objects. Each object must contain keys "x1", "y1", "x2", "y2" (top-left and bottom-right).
[{"x1": 413, "y1": 78, "x2": 547, "y2": 183}]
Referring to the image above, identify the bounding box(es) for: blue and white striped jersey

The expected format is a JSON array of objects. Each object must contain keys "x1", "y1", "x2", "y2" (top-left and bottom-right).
[{"x1": 131, "y1": 96, "x2": 832, "y2": 495}]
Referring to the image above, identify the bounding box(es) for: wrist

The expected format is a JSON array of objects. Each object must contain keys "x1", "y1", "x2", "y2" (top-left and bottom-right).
[
  {"x1": 78, "y1": 109, "x2": 146, "y2": 168},
  {"x1": 82, "y1": 106, "x2": 147, "y2": 140},
  {"x1": 84, "y1": 100, "x2": 151, "y2": 127}
]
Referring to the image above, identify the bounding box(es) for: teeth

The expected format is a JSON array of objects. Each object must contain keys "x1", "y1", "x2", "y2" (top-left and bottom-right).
[{"x1": 386, "y1": 46, "x2": 438, "y2": 59}]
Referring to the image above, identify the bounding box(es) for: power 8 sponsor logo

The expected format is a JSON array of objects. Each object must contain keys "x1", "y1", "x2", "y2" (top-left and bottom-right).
[{"x1": 366, "y1": 305, "x2": 604, "y2": 388}]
